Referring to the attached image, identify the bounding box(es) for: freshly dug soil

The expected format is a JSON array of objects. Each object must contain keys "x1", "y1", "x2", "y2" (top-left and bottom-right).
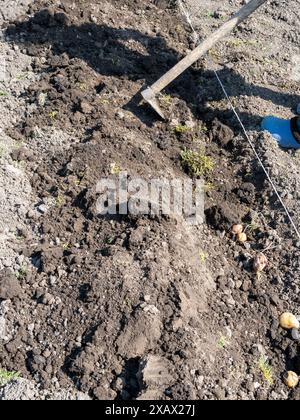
[{"x1": 1, "y1": 0, "x2": 300, "y2": 400}]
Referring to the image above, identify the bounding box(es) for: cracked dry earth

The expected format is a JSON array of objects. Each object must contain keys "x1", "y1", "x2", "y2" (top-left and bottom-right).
[{"x1": 0, "y1": 0, "x2": 300, "y2": 400}]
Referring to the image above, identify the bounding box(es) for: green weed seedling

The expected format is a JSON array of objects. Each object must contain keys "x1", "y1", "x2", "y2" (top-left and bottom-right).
[
  {"x1": 203, "y1": 182, "x2": 216, "y2": 193},
  {"x1": 181, "y1": 149, "x2": 215, "y2": 178},
  {"x1": 62, "y1": 242, "x2": 72, "y2": 251},
  {"x1": 49, "y1": 110, "x2": 59, "y2": 120},
  {"x1": 110, "y1": 162, "x2": 122, "y2": 175},
  {"x1": 55, "y1": 195, "x2": 65, "y2": 208},
  {"x1": 258, "y1": 356, "x2": 274, "y2": 386},
  {"x1": 174, "y1": 124, "x2": 191, "y2": 135},
  {"x1": 218, "y1": 335, "x2": 229, "y2": 349},
  {"x1": 0, "y1": 369, "x2": 20, "y2": 386},
  {"x1": 16, "y1": 72, "x2": 29, "y2": 81},
  {"x1": 17, "y1": 266, "x2": 27, "y2": 280},
  {"x1": 160, "y1": 94, "x2": 173, "y2": 107},
  {"x1": 199, "y1": 252, "x2": 208, "y2": 264}
]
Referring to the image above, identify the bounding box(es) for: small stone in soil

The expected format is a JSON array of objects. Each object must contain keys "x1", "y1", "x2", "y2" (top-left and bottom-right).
[
  {"x1": 41, "y1": 293, "x2": 55, "y2": 305},
  {"x1": 37, "y1": 204, "x2": 47, "y2": 214},
  {"x1": 291, "y1": 328, "x2": 300, "y2": 341},
  {"x1": 49, "y1": 276, "x2": 57, "y2": 286},
  {"x1": 80, "y1": 101, "x2": 93, "y2": 114}
]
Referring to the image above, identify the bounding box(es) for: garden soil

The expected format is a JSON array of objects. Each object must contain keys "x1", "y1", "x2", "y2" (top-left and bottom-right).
[{"x1": 0, "y1": 0, "x2": 300, "y2": 400}]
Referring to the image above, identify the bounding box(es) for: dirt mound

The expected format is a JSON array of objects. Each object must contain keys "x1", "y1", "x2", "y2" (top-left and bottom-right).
[{"x1": 0, "y1": 0, "x2": 300, "y2": 400}]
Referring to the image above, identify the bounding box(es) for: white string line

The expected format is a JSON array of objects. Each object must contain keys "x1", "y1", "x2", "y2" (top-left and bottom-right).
[{"x1": 178, "y1": 0, "x2": 300, "y2": 241}]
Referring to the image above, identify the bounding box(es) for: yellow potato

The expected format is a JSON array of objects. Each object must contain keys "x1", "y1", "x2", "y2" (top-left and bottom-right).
[
  {"x1": 280, "y1": 313, "x2": 300, "y2": 330},
  {"x1": 232, "y1": 224, "x2": 244, "y2": 235},
  {"x1": 237, "y1": 232, "x2": 247, "y2": 243},
  {"x1": 284, "y1": 371, "x2": 299, "y2": 389}
]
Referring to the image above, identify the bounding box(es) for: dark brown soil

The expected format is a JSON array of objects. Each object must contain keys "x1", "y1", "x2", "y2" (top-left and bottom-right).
[{"x1": 1, "y1": 0, "x2": 300, "y2": 400}]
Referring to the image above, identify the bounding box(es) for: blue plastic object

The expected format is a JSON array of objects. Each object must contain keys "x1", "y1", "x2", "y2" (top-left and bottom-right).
[{"x1": 261, "y1": 116, "x2": 300, "y2": 149}]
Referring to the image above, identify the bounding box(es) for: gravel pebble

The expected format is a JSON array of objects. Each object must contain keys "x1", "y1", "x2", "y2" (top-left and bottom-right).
[{"x1": 291, "y1": 328, "x2": 300, "y2": 341}]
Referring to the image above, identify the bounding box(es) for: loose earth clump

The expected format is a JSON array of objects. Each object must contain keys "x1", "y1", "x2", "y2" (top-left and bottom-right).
[{"x1": 0, "y1": 0, "x2": 300, "y2": 400}]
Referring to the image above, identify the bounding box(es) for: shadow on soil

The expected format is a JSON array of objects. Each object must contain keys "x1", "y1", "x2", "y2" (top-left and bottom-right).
[{"x1": 5, "y1": 9, "x2": 300, "y2": 127}]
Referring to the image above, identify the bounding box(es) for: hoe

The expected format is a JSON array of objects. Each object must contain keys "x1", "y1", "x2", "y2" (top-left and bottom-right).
[{"x1": 142, "y1": 0, "x2": 268, "y2": 119}]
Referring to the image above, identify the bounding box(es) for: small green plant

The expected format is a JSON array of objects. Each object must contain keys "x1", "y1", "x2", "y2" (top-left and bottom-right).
[
  {"x1": 76, "y1": 82, "x2": 88, "y2": 92},
  {"x1": 244, "y1": 170, "x2": 253, "y2": 180},
  {"x1": 75, "y1": 171, "x2": 86, "y2": 186},
  {"x1": 199, "y1": 124, "x2": 208, "y2": 134},
  {"x1": 17, "y1": 266, "x2": 27, "y2": 280},
  {"x1": 124, "y1": 297, "x2": 132, "y2": 308},
  {"x1": 209, "y1": 48, "x2": 222, "y2": 61},
  {"x1": 106, "y1": 237, "x2": 115, "y2": 245},
  {"x1": 16, "y1": 72, "x2": 29, "y2": 81},
  {"x1": 207, "y1": 11, "x2": 215, "y2": 18},
  {"x1": 218, "y1": 336, "x2": 229, "y2": 349},
  {"x1": 55, "y1": 195, "x2": 65, "y2": 208},
  {"x1": 0, "y1": 91, "x2": 8, "y2": 97},
  {"x1": 246, "y1": 222, "x2": 260, "y2": 233},
  {"x1": 49, "y1": 110, "x2": 58, "y2": 120},
  {"x1": 181, "y1": 149, "x2": 215, "y2": 178},
  {"x1": 203, "y1": 182, "x2": 216, "y2": 193},
  {"x1": 99, "y1": 98, "x2": 110, "y2": 105},
  {"x1": 258, "y1": 356, "x2": 274, "y2": 386},
  {"x1": 199, "y1": 252, "x2": 208, "y2": 263},
  {"x1": 0, "y1": 369, "x2": 20, "y2": 386},
  {"x1": 15, "y1": 231, "x2": 25, "y2": 241},
  {"x1": 62, "y1": 242, "x2": 72, "y2": 251},
  {"x1": 110, "y1": 162, "x2": 122, "y2": 175},
  {"x1": 174, "y1": 124, "x2": 191, "y2": 134},
  {"x1": 174, "y1": 24, "x2": 184, "y2": 35},
  {"x1": 160, "y1": 94, "x2": 173, "y2": 107},
  {"x1": 227, "y1": 39, "x2": 244, "y2": 48}
]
